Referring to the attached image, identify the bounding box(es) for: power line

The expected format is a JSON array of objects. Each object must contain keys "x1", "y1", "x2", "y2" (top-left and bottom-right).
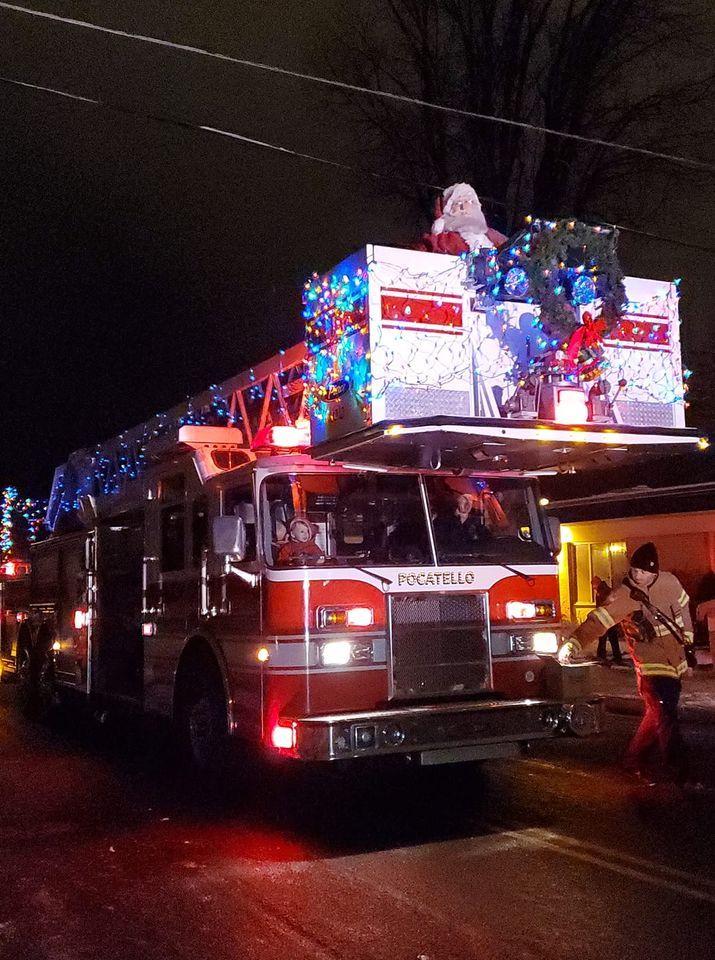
[
  {"x1": 1, "y1": 1, "x2": 714, "y2": 175},
  {"x1": 609, "y1": 223, "x2": 715, "y2": 253},
  {"x1": 1, "y1": 73, "x2": 713, "y2": 255},
  {"x1": 0, "y1": 75, "x2": 443, "y2": 194},
  {"x1": 0, "y1": 74, "x2": 97, "y2": 105}
]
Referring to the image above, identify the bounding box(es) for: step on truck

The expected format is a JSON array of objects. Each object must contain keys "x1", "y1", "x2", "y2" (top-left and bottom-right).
[{"x1": 18, "y1": 242, "x2": 704, "y2": 771}]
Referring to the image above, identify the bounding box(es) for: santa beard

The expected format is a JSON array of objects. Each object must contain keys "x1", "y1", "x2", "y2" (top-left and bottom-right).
[{"x1": 442, "y1": 211, "x2": 491, "y2": 251}]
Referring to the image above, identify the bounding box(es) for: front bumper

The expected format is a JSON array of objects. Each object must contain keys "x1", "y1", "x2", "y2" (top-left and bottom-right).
[{"x1": 281, "y1": 697, "x2": 603, "y2": 762}]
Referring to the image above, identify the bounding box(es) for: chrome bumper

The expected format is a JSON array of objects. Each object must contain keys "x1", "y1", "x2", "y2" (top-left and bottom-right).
[{"x1": 285, "y1": 697, "x2": 603, "y2": 762}]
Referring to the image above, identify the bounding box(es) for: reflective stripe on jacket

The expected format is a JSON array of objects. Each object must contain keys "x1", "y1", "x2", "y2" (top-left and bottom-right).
[{"x1": 572, "y1": 571, "x2": 692, "y2": 680}]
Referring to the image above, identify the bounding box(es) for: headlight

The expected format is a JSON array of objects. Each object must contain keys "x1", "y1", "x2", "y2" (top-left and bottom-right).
[
  {"x1": 321, "y1": 640, "x2": 353, "y2": 666},
  {"x1": 320, "y1": 638, "x2": 374, "y2": 666},
  {"x1": 532, "y1": 631, "x2": 559, "y2": 654}
]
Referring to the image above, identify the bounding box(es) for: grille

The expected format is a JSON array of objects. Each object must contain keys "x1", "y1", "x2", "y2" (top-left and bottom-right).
[{"x1": 389, "y1": 592, "x2": 490, "y2": 700}]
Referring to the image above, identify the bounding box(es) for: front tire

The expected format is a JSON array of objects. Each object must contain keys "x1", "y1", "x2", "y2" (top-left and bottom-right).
[{"x1": 177, "y1": 667, "x2": 228, "y2": 774}]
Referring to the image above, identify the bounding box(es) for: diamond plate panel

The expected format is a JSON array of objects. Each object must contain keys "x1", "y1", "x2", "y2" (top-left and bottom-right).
[
  {"x1": 614, "y1": 401, "x2": 675, "y2": 428},
  {"x1": 384, "y1": 386, "x2": 472, "y2": 421}
]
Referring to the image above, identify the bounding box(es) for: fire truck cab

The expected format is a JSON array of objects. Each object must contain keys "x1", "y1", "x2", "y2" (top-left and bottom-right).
[{"x1": 22, "y1": 424, "x2": 600, "y2": 767}]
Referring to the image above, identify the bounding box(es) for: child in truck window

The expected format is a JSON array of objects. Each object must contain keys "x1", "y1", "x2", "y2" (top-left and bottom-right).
[{"x1": 276, "y1": 517, "x2": 324, "y2": 565}]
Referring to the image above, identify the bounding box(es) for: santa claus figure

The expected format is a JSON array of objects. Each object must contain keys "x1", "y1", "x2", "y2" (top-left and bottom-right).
[{"x1": 417, "y1": 182, "x2": 507, "y2": 255}]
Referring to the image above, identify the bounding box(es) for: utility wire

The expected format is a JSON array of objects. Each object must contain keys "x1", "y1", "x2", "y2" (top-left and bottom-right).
[
  {"x1": 1, "y1": 73, "x2": 713, "y2": 255},
  {"x1": 1, "y1": 1, "x2": 714, "y2": 174},
  {"x1": 0, "y1": 75, "x2": 443, "y2": 194}
]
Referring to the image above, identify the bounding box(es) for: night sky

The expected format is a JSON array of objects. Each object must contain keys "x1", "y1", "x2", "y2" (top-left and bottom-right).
[{"x1": 1, "y1": 1, "x2": 713, "y2": 497}]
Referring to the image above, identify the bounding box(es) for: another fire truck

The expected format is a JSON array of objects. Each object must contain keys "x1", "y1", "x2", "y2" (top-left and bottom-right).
[
  {"x1": 17, "y1": 243, "x2": 703, "y2": 771},
  {"x1": 0, "y1": 559, "x2": 31, "y2": 683}
]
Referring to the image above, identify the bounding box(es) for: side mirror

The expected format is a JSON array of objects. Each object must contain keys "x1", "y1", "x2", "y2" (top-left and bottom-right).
[
  {"x1": 547, "y1": 516, "x2": 562, "y2": 556},
  {"x1": 212, "y1": 515, "x2": 247, "y2": 560}
]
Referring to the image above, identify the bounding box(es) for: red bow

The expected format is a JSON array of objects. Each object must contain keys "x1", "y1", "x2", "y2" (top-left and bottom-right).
[{"x1": 566, "y1": 311, "x2": 607, "y2": 367}]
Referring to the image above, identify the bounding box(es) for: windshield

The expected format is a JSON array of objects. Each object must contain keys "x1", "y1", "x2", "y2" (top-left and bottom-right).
[
  {"x1": 424, "y1": 475, "x2": 551, "y2": 564},
  {"x1": 263, "y1": 473, "x2": 551, "y2": 567}
]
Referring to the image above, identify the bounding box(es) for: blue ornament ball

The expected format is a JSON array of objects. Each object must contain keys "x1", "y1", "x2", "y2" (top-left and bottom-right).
[
  {"x1": 504, "y1": 266, "x2": 529, "y2": 298},
  {"x1": 572, "y1": 274, "x2": 596, "y2": 305}
]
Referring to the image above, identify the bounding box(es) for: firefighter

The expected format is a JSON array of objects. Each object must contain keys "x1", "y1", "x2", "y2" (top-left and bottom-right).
[
  {"x1": 592, "y1": 576, "x2": 624, "y2": 664},
  {"x1": 561, "y1": 543, "x2": 694, "y2": 783}
]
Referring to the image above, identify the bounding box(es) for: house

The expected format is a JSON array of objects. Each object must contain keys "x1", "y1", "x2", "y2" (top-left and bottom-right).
[{"x1": 543, "y1": 449, "x2": 715, "y2": 630}]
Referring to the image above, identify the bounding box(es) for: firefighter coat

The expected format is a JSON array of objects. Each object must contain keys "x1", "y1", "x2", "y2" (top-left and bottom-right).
[{"x1": 571, "y1": 572, "x2": 693, "y2": 681}]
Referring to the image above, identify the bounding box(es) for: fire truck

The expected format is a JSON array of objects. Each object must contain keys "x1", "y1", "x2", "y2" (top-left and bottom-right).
[
  {"x1": 17, "y1": 242, "x2": 703, "y2": 771},
  {"x1": 0, "y1": 559, "x2": 31, "y2": 683}
]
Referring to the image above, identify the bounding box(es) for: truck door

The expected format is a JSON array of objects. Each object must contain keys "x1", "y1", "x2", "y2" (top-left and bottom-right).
[
  {"x1": 53, "y1": 535, "x2": 91, "y2": 689},
  {"x1": 93, "y1": 517, "x2": 144, "y2": 701},
  {"x1": 207, "y1": 480, "x2": 260, "y2": 626}
]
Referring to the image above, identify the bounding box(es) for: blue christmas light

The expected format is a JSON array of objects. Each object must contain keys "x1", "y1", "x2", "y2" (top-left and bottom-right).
[
  {"x1": 504, "y1": 266, "x2": 529, "y2": 298},
  {"x1": 572, "y1": 274, "x2": 596, "y2": 305}
]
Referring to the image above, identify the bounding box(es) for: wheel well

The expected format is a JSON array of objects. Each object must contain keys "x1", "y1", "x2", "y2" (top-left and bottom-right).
[{"x1": 173, "y1": 637, "x2": 226, "y2": 722}]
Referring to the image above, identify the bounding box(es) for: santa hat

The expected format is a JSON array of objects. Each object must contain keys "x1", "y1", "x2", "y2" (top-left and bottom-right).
[
  {"x1": 442, "y1": 182, "x2": 482, "y2": 216},
  {"x1": 630, "y1": 542, "x2": 659, "y2": 573}
]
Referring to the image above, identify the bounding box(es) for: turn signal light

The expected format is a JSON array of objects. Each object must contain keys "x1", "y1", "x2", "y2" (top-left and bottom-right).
[
  {"x1": 317, "y1": 606, "x2": 374, "y2": 629},
  {"x1": 506, "y1": 600, "x2": 555, "y2": 620},
  {"x1": 506, "y1": 601, "x2": 536, "y2": 620}
]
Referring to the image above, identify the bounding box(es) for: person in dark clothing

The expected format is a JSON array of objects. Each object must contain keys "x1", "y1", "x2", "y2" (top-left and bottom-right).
[
  {"x1": 433, "y1": 493, "x2": 485, "y2": 554},
  {"x1": 592, "y1": 577, "x2": 624, "y2": 664}
]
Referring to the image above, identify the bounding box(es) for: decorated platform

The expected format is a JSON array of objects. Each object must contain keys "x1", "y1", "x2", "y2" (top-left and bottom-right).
[{"x1": 304, "y1": 240, "x2": 686, "y2": 448}]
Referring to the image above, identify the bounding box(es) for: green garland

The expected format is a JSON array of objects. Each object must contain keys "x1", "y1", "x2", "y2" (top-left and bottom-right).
[{"x1": 517, "y1": 218, "x2": 626, "y2": 343}]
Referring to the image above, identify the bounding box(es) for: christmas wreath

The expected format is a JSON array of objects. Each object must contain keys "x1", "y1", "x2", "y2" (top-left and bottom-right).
[{"x1": 502, "y1": 218, "x2": 626, "y2": 343}]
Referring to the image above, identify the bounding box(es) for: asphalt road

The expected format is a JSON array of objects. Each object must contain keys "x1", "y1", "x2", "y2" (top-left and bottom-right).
[{"x1": 1, "y1": 684, "x2": 714, "y2": 960}]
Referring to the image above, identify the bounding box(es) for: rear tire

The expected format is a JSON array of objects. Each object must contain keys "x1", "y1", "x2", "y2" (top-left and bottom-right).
[
  {"x1": 17, "y1": 642, "x2": 55, "y2": 721},
  {"x1": 17, "y1": 645, "x2": 35, "y2": 718}
]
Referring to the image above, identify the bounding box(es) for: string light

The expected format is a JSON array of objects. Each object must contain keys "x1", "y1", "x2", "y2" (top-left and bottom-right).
[{"x1": 0, "y1": 486, "x2": 46, "y2": 561}]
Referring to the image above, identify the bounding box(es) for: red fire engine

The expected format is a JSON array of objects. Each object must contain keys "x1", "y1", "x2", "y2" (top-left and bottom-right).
[
  {"x1": 1, "y1": 559, "x2": 31, "y2": 684},
  {"x1": 16, "y1": 243, "x2": 703, "y2": 771}
]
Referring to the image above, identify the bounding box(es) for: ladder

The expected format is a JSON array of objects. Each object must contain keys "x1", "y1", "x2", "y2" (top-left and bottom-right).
[{"x1": 47, "y1": 343, "x2": 307, "y2": 529}]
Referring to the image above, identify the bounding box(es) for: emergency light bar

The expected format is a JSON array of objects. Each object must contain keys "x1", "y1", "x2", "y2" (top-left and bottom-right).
[
  {"x1": 0, "y1": 560, "x2": 30, "y2": 578},
  {"x1": 178, "y1": 425, "x2": 245, "y2": 449},
  {"x1": 177, "y1": 425, "x2": 254, "y2": 482},
  {"x1": 251, "y1": 421, "x2": 311, "y2": 452}
]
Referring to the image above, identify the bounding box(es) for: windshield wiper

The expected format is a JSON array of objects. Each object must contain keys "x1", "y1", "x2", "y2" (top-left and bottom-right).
[
  {"x1": 471, "y1": 554, "x2": 535, "y2": 586},
  {"x1": 355, "y1": 566, "x2": 392, "y2": 589}
]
